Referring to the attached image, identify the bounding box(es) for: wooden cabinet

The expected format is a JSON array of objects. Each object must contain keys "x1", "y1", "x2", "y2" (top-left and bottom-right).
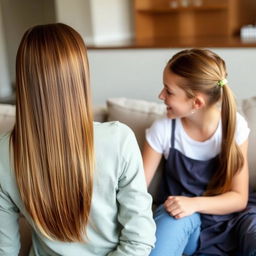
[{"x1": 134, "y1": 0, "x2": 256, "y2": 41}]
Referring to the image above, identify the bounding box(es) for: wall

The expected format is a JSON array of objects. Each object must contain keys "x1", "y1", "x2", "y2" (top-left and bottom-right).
[
  {"x1": 54, "y1": 0, "x2": 93, "y2": 43},
  {"x1": 88, "y1": 48, "x2": 256, "y2": 105},
  {"x1": 55, "y1": 0, "x2": 133, "y2": 44},
  {"x1": 1, "y1": 0, "x2": 56, "y2": 85},
  {"x1": 0, "y1": 1, "x2": 11, "y2": 97},
  {"x1": 0, "y1": 0, "x2": 134, "y2": 97},
  {"x1": 0, "y1": 1, "x2": 255, "y2": 103},
  {"x1": 90, "y1": 0, "x2": 133, "y2": 43}
]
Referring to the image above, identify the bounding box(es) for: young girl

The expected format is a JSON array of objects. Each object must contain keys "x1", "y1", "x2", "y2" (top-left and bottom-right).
[
  {"x1": 0, "y1": 23, "x2": 156, "y2": 255},
  {"x1": 143, "y1": 49, "x2": 256, "y2": 256}
]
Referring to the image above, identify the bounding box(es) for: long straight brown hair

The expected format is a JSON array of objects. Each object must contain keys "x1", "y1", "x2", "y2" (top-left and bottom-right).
[
  {"x1": 11, "y1": 23, "x2": 94, "y2": 242},
  {"x1": 168, "y1": 49, "x2": 244, "y2": 195}
]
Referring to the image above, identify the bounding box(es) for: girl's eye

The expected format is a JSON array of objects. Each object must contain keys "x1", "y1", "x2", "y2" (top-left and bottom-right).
[{"x1": 166, "y1": 89, "x2": 173, "y2": 95}]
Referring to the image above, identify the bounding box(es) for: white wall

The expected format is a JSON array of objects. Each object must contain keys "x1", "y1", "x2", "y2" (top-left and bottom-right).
[
  {"x1": 42, "y1": 0, "x2": 56, "y2": 23},
  {"x1": 54, "y1": 0, "x2": 94, "y2": 43},
  {"x1": 55, "y1": 0, "x2": 133, "y2": 44},
  {"x1": 1, "y1": 0, "x2": 55, "y2": 86},
  {"x1": 90, "y1": 0, "x2": 133, "y2": 43},
  {"x1": 1, "y1": 1, "x2": 255, "y2": 104},
  {"x1": 0, "y1": 1, "x2": 11, "y2": 97},
  {"x1": 88, "y1": 48, "x2": 256, "y2": 105}
]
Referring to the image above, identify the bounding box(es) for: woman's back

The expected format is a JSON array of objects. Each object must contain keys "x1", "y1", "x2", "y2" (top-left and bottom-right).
[{"x1": 0, "y1": 122, "x2": 155, "y2": 255}]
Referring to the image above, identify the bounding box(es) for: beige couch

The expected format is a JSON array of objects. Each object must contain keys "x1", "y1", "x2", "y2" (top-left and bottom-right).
[{"x1": 0, "y1": 97, "x2": 256, "y2": 255}]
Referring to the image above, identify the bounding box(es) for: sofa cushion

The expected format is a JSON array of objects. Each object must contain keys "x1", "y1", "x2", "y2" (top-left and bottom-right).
[
  {"x1": 0, "y1": 104, "x2": 108, "y2": 133},
  {"x1": 242, "y1": 96, "x2": 256, "y2": 191},
  {"x1": 0, "y1": 104, "x2": 15, "y2": 134},
  {"x1": 94, "y1": 106, "x2": 108, "y2": 123},
  {"x1": 107, "y1": 98, "x2": 166, "y2": 151}
]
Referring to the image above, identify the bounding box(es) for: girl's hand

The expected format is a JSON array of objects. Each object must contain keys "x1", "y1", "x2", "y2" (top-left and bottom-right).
[{"x1": 164, "y1": 196, "x2": 197, "y2": 219}]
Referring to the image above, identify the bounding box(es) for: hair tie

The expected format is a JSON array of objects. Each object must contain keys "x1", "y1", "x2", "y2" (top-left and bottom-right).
[{"x1": 217, "y1": 78, "x2": 228, "y2": 87}]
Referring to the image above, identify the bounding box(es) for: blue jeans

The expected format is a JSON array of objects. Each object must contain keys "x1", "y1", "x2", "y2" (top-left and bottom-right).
[
  {"x1": 150, "y1": 205, "x2": 201, "y2": 256},
  {"x1": 150, "y1": 205, "x2": 256, "y2": 256}
]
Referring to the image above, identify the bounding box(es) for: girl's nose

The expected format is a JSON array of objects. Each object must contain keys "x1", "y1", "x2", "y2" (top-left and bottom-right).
[{"x1": 159, "y1": 89, "x2": 165, "y2": 100}]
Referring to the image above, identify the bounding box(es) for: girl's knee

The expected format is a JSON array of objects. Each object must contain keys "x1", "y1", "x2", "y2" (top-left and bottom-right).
[{"x1": 152, "y1": 206, "x2": 201, "y2": 256}]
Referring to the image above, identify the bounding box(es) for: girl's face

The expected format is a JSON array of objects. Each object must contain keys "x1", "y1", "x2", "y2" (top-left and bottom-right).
[{"x1": 159, "y1": 68, "x2": 195, "y2": 119}]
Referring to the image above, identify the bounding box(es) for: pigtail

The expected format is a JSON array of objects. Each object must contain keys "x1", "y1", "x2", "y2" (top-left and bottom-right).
[{"x1": 205, "y1": 85, "x2": 244, "y2": 195}]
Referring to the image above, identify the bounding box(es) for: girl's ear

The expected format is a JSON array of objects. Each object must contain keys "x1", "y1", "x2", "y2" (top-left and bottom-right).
[{"x1": 193, "y1": 94, "x2": 206, "y2": 110}]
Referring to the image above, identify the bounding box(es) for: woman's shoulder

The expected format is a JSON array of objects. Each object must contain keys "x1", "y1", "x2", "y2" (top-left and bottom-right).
[
  {"x1": 93, "y1": 121, "x2": 137, "y2": 151},
  {"x1": 0, "y1": 133, "x2": 17, "y2": 194},
  {"x1": 93, "y1": 122, "x2": 141, "y2": 177},
  {"x1": 94, "y1": 121, "x2": 133, "y2": 138},
  {"x1": 0, "y1": 132, "x2": 11, "y2": 146},
  {"x1": 0, "y1": 133, "x2": 11, "y2": 168}
]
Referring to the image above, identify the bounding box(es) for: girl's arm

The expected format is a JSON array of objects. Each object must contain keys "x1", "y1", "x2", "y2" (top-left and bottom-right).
[
  {"x1": 142, "y1": 142, "x2": 163, "y2": 187},
  {"x1": 165, "y1": 140, "x2": 249, "y2": 218}
]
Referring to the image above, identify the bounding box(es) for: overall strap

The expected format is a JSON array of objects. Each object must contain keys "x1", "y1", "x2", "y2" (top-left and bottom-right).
[{"x1": 171, "y1": 119, "x2": 176, "y2": 148}]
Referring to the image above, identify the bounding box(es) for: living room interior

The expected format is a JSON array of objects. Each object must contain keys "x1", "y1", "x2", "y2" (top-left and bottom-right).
[
  {"x1": 0, "y1": 0, "x2": 256, "y2": 105},
  {"x1": 0, "y1": 1, "x2": 256, "y2": 255}
]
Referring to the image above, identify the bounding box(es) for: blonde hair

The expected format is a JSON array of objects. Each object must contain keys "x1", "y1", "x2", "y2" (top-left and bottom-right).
[
  {"x1": 11, "y1": 23, "x2": 94, "y2": 242},
  {"x1": 167, "y1": 49, "x2": 244, "y2": 195}
]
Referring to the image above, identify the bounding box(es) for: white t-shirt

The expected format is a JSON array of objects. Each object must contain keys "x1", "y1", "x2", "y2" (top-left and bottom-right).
[{"x1": 146, "y1": 113, "x2": 250, "y2": 161}]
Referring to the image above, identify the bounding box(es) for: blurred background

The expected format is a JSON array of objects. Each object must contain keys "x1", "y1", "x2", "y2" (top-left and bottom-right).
[{"x1": 0, "y1": 0, "x2": 256, "y2": 105}]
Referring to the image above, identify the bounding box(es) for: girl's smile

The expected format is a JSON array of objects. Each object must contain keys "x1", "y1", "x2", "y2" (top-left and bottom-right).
[{"x1": 159, "y1": 68, "x2": 195, "y2": 119}]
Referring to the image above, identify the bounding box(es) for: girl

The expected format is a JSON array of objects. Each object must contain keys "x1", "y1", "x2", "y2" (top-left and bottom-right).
[
  {"x1": 143, "y1": 49, "x2": 256, "y2": 255},
  {"x1": 0, "y1": 23, "x2": 156, "y2": 256}
]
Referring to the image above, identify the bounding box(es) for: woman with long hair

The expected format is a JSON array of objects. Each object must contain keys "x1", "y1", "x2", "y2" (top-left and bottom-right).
[{"x1": 0, "y1": 23, "x2": 155, "y2": 255}]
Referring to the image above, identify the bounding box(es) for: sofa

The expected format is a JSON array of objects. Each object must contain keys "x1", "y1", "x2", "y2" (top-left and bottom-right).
[{"x1": 0, "y1": 97, "x2": 256, "y2": 256}]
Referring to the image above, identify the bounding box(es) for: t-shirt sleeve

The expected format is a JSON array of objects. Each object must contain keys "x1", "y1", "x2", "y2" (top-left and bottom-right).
[
  {"x1": 145, "y1": 118, "x2": 167, "y2": 154},
  {"x1": 236, "y1": 112, "x2": 250, "y2": 145}
]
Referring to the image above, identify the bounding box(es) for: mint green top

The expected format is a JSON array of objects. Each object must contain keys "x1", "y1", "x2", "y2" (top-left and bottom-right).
[{"x1": 0, "y1": 122, "x2": 156, "y2": 256}]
